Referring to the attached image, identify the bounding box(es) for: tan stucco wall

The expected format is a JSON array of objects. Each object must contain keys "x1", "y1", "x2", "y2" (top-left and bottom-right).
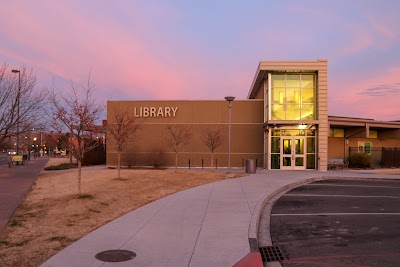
[
  {"x1": 107, "y1": 100, "x2": 264, "y2": 168},
  {"x1": 328, "y1": 137, "x2": 346, "y2": 159}
]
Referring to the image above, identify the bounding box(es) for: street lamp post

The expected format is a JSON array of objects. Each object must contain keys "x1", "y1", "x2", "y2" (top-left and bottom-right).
[
  {"x1": 12, "y1": 69, "x2": 21, "y2": 155},
  {"x1": 225, "y1": 96, "x2": 235, "y2": 174}
]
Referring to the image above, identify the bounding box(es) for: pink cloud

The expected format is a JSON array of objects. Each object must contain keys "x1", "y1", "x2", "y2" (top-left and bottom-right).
[
  {"x1": 333, "y1": 24, "x2": 374, "y2": 57},
  {"x1": 1, "y1": 1, "x2": 248, "y2": 102},
  {"x1": 329, "y1": 67, "x2": 400, "y2": 120},
  {"x1": 366, "y1": 15, "x2": 399, "y2": 48}
]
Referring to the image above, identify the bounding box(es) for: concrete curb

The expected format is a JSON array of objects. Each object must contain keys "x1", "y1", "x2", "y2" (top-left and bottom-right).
[
  {"x1": 248, "y1": 176, "x2": 325, "y2": 246},
  {"x1": 246, "y1": 176, "x2": 325, "y2": 267}
]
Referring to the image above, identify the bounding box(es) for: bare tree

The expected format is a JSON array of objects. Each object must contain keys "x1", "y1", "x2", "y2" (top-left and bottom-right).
[
  {"x1": 107, "y1": 110, "x2": 141, "y2": 178},
  {"x1": 203, "y1": 126, "x2": 225, "y2": 171},
  {"x1": 0, "y1": 63, "x2": 45, "y2": 147},
  {"x1": 166, "y1": 124, "x2": 192, "y2": 168},
  {"x1": 48, "y1": 77, "x2": 104, "y2": 196}
]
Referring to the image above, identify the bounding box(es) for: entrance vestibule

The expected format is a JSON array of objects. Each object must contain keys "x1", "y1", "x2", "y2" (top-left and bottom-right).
[
  {"x1": 270, "y1": 129, "x2": 316, "y2": 170},
  {"x1": 281, "y1": 137, "x2": 305, "y2": 170}
]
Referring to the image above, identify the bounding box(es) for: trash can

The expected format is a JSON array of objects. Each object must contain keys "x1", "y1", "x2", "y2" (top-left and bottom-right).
[{"x1": 245, "y1": 159, "x2": 256, "y2": 173}]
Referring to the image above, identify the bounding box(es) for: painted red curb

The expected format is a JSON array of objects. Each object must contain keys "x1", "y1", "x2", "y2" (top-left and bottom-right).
[{"x1": 232, "y1": 252, "x2": 263, "y2": 267}]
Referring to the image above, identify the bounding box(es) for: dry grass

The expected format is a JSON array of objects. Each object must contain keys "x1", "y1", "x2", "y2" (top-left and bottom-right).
[
  {"x1": 44, "y1": 157, "x2": 76, "y2": 168},
  {"x1": 0, "y1": 167, "x2": 244, "y2": 267}
]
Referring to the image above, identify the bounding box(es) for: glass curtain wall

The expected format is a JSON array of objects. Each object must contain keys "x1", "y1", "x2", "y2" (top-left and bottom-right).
[{"x1": 270, "y1": 73, "x2": 316, "y2": 120}]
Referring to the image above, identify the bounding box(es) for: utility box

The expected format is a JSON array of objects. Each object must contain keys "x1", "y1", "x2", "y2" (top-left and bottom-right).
[{"x1": 245, "y1": 159, "x2": 256, "y2": 173}]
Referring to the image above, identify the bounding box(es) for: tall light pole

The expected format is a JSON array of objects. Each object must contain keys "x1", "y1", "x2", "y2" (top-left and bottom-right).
[
  {"x1": 225, "y1": 96, "x2": 235, "y2": 174},
  {"x1": 12, "y1": 69, "x2": 21, "y2": 154}
]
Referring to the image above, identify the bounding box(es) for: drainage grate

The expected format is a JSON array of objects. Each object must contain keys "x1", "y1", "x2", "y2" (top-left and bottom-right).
[
  {"x1": 95, "y1": 250, "x2": 136, "y2": 262},
  {"x1": 259, "y1": 246, "x2": 286, "y2": 262}
]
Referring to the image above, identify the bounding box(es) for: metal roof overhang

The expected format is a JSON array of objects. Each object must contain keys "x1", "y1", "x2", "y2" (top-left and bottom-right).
[{"x1": 329, "y1": 116, "x2": 400, "y2": 129}]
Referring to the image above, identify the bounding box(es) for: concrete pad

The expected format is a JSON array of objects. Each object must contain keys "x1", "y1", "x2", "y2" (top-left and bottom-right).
[
  {"x1": 41, "y1": 170, "x2": 400, "y2": 267},
  {"x1": 41, "y1": 194, "x2": 176, "y2": 267},
  {"x1": 104, "y1": 184, "x2": 214, "y2": 267}
]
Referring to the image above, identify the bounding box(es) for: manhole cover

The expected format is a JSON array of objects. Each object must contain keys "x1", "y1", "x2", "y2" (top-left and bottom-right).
[
  {"x1": 259, "y1": 246, "x2": 286, "y2": 262},
  {"x1": 95, "y1": 250, "x2": 136, "y2": 262}
]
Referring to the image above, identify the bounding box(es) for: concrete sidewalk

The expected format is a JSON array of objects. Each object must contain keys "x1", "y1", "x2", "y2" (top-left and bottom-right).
[
  {"x1": 41, "y1": 170, "x2": 400, "y2": 267},
  {"x1": 0, "y1": 156, "x2": 49, "y2": 236}
]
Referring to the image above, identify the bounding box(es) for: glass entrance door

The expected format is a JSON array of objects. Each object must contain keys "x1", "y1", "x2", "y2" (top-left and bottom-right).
[{"x1": 281, "y1": 137, "x2": 306, "y2": 170}]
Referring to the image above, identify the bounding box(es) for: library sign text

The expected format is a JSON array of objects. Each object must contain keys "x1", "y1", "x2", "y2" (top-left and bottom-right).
[{"x1": 133, "y1": 107, "x2": 178, "y2": 118}]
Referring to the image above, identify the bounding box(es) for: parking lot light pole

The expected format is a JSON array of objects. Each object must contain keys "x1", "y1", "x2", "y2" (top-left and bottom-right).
[
  {"x1": 12, "y1": 69, "x2": 21, "y2": 154},
  {"x1": 225, "y1": 96, "x2": 235, "y2": 174}
]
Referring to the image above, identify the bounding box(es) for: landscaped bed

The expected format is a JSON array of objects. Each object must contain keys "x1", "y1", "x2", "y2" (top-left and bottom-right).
[{"x1": 0, "y1": 167, "x2": 244, "y2": 266}]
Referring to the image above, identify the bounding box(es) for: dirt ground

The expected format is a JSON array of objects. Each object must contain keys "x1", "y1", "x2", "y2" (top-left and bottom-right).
[{"x1": 0, "y1": 164, "x2": 244, "y2": 267}]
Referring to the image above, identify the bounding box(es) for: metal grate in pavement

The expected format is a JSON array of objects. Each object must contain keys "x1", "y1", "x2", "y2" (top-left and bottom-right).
[{"x1": 259, "y1": 246, "x2": 286, "y2": 262}]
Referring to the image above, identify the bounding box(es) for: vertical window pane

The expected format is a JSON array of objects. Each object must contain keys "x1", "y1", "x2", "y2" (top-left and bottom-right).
[
  {"x1": 286, "y1": 88, "x2": 298, "y2": 105},
  {"x1": 302, "y1": 74, "x2": 314, "y2": 88},
  {"x1": 272, "y1": 74, "x2": 285, "y2": 87},
  {"x1": 307, "y1": 138, "x2": 315, "y2": 153},
  {"x1": 272, "y1": 88, "x2": 285, "y2": 104},
  {"x1": 295, "y1": 157, "x2": 304, "y2": 166},
  {"x1": 302, "y1": 88, "x2": 314, "y2": 103},
  {"x1": 271, "y1": 154, "x2": 280, "y2": 169},
  {"x1": 271, "y1": 104, "x2": 284, "y2": 120},
  {"x1": 307, "y1": 154, "x2": 316, "y2": 169},
  {"x1": 301, "y1": 104, "x2": 314, "y2": 120},
  {"x1": 271, "y1": 137, "x2": 280, "y2": 153},
  {"x1": 286, "y1": 74, "x2": 301, "y2": 87},
  {"x1": 286, "y1": 104, "x2": 301, "y2": 120}
]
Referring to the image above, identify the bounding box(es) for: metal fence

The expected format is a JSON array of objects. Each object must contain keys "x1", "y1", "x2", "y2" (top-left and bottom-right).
[
  {"x1": 349, "y1": 147, "x2": 400, "y2": 168},
  {"x1": 382, "y1": 148, "x2": 400, "y2": 168}
]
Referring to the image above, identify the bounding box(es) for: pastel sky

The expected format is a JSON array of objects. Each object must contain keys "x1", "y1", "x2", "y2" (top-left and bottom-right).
[{"x1": 1, "y1": 0, "x2": 399, "y2": 120}]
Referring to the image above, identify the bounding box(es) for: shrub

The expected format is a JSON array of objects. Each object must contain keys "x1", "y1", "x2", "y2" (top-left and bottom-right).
[
  {"x1": 149, "y1": 145, "x2": 166, "y2": 169},
  {"x1": 348, "y1": 153, "x2": 371, "y2": 168},
  {"x1": 124, "y1": 153, "x2": 137, "y2": 168},
  {"x1": 44, "y1": 163, "x2": 77, "y2": 171}
]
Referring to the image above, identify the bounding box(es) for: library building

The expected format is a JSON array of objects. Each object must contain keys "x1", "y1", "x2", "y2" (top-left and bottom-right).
[{"x1": 107, "y1": 59, "x2": 400, "y2": 171}]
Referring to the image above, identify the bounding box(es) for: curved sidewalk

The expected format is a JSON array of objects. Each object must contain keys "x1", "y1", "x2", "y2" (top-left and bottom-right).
[
  {"x1": 0, "y1": 157, "x2": 49, "y2": 236},
  {"x1": 41, "y1": 170, "x2": 400, "y2": 267}
]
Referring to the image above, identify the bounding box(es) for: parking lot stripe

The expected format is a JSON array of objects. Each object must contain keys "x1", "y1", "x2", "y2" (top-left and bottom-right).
[
  {"x1": 308, "y1": 184, "x2": 400, "y2": 189},
  {"x1": 284, "y1": 194, "x2": 400, "y2": 199},
  {"x1": 272, "y1": 213, "x2": 400, "y2": 216}
]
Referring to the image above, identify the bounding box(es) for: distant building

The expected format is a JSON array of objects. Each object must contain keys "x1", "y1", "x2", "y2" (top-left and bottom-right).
[{"x1": 107, "y1": 59, "x2": 400, "y2": 170}]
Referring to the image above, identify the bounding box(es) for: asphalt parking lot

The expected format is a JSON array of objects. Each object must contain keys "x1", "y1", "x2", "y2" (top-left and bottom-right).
[{"x1": 261, "y1": 179, "x2": 400, "y2": 267}]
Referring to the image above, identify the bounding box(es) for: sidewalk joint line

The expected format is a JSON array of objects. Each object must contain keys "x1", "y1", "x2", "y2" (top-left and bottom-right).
[
  {"x1": 98, "y1": 193, "x2": 178, "y2": 266},
  {"x1": 187, "y1": 183, "x2": 215, "y2": 266},
  {"x1": 238, "y1": 177, "x2": 253, "y2": 215}
]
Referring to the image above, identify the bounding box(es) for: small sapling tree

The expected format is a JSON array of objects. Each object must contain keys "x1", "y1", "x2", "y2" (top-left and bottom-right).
[
  {"x1": 107, "y1": 110, "x2": 141, "y2": 178},
  {"x1": 48, "y1": 77, "x2": 104, "y2": 196},
  {"x1": 203, "y1": 127, "x2": 225, "y2": 171},
  {"x1": 166, "y1": 124, "x2": 192, "y2": 168}
]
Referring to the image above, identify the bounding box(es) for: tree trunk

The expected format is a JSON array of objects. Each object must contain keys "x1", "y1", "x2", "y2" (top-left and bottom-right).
[
  {"x1": 175, "y1": 152, "x2": 178, "y2": 169},
  {"x1": 69, "y1": 128, "x2": 73, "y2": 164},
  {"x1": 117, "y1": 152, "x2": 121, "y2": 179},
  {"x1": 211, "y1": 153, "x2": 214, "y2": 171},
  {"x1": 78, "y1": 159, "x2": 82, "y2": 195}
]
